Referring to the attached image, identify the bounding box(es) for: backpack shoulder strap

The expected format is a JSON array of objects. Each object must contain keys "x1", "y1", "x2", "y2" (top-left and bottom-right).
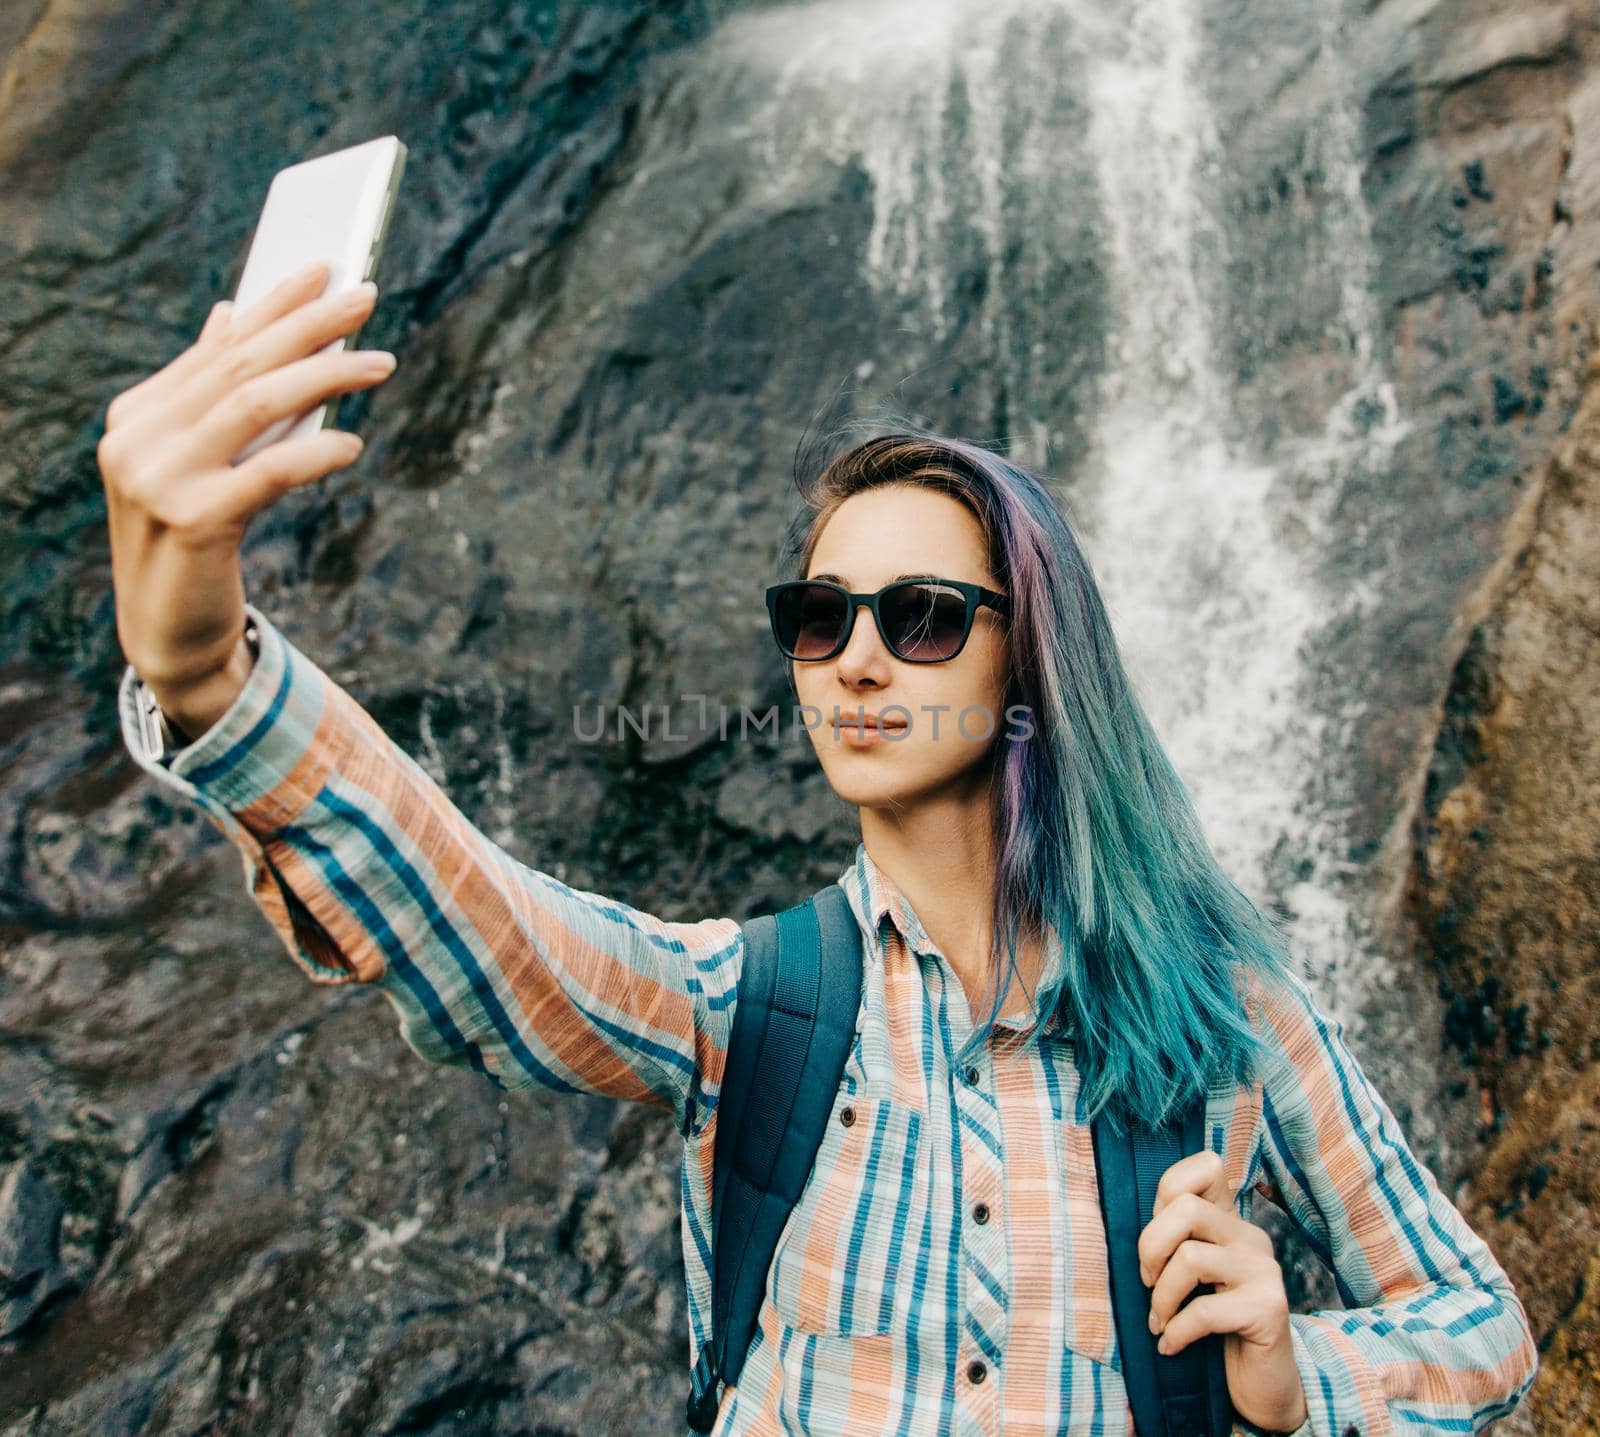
[
  {"x1": 686, "y1": 882, "x2": 863, "y2": 1433},
  {"x1": 1091, "y1": 1093, "x2": 1234, "y2": 1437}
]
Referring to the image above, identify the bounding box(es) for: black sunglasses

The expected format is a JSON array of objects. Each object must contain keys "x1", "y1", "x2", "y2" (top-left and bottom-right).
[{"x1": 766, "y1": 577, "x2": 1011, "y2": 664}]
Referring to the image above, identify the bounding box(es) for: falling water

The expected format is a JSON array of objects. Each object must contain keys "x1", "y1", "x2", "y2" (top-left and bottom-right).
[
  {"x1": 1268, "y1": 3, "x2": 1417, "y2": 1021},
  {"x1": 711, "y1": 0, "x2": 1089, "y2": 465},
  {"x1": 1067, "y1": 0, "x2": 1369, "y2": 1015},
  {"x1": 1074, "y1": 0, "x2": 1412, "y2": 1025}
]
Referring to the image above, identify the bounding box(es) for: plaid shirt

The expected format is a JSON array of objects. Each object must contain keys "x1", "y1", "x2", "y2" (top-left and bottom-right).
[{"x1": 119, "y1": 604, "x2": 1537, "y2": 1436}]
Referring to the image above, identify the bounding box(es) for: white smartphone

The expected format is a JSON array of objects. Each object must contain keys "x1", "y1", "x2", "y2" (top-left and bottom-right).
[{"x1": 229, "y1": 134, "x2": 407, "y2": 464}]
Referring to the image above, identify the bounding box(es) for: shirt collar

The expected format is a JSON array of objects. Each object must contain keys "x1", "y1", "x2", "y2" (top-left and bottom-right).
[{"x1": 836, "y1": 840, "x2": 1071, "y2": 1038}]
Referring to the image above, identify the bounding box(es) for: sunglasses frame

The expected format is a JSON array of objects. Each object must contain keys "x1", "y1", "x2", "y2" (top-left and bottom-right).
[{"x1": 765, "y1": 576, "x2": 1011, "y2": 664}]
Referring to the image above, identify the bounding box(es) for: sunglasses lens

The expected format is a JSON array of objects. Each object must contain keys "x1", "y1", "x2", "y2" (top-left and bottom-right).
[
  {"x1": 776, "y1": 584, "x2": 848, "y2": 658},
  {"x1": 881, "y1": 583, "x2": 969, "y2": 660}
]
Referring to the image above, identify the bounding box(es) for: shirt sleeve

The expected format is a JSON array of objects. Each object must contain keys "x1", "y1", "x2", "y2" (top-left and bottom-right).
[
  {"x1": 1247, "y1": 968, "x2": 1538, "y2": 1437},
  {"x1": 116, "y1": 601, "x2": 743, "y2": 1136}
]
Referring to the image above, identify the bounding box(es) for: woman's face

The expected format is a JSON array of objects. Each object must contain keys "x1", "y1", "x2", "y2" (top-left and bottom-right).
[{"x1": 793, "y1": 483, "x2": 1013, "y2": 813}]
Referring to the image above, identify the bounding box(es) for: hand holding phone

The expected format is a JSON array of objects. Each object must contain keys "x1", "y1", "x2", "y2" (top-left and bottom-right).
[
  {"x1": 230, "y1": 135, "x2": 407, "y2": 463},
  {"x1": 96, "y1": 136, "x2": 408, "y2": 740}
]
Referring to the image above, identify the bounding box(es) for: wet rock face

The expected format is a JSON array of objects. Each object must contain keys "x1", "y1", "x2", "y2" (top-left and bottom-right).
[
  {"x1": 1409, "y1": 353, "x2": 1600, "y2": 1423},
  {"x1": 1, "y1": 0, "x2": 1598, "y2": 1430},
  {"x1": 0, "y1": 854, "x2": 694, "y2": 1436},
  {"x1": 0, "y1": 1163, "x2": 69, "y2": 1341}
]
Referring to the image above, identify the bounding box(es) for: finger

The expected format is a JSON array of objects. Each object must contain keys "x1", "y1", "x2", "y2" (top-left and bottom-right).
[
  {"x1": 1156, "y1": 1289, "x2": 1257, "y2": 1356},
  {"x1": 184, "y1": 347, "x2": 395, "y2": 471},
  {"x1": 1152, "y1": 1149, "x2": 1230, "y2": 1218},
  {"x1": 1148, "y1": 1238, "x2": 1254, "y2": 1332},
  {"x1": 229, "y1": 427, "x2": 368, "y2": 517},
  {"x1": 227, "y1": 259, "x2": 334, "y2": 342},
  {"x1": 109, "y1": 265, "x2": 331, "y2": 433},
  {"x1": 1139, "y1": 1190, "x2": 1238, "y2": 1284},
  {"x1": 227, "y1": 272, "x2": 372, "y2": 362},
  {"x1": 153, "y1": 276, "x2": 378, "y2": 438}
]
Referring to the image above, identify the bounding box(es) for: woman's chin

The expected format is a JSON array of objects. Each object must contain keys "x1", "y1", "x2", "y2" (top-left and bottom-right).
[{"x1": 815, "y1": 758, "x2": 937, "y2": 811}]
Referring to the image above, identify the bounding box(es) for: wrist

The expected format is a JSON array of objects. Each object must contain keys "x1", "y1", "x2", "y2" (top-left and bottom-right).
[
  {"x1": 1255, "y1": 1362, "x2": 1308, "y2": 1433},
  {"x1": 1232, "y1": 1330, "x2": 1310, "y2": 1435},
  {"x1": 148, "y1": 620, "x2": 260, "y2": 745}
]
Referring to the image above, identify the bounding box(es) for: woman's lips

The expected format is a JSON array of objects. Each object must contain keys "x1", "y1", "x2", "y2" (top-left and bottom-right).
[{"x1": 832, "y1": 716, "x2": 909, "y2": 744}]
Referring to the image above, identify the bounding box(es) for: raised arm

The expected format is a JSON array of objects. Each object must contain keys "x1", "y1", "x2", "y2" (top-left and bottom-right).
[
  {"x1": 1250, "y1": 969, "x2": 1538, "y2": 1436},
  {"x1": 117, "y1": 606, "x2": 742, "y2": 1130},
  {"x1": 99, "y1": 262, "x2": 742, "y2": 1136}
]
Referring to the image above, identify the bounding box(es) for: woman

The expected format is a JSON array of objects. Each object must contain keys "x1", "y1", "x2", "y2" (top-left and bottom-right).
[{"x1": 102, "y1": 263, "x2": 1538, "y2": 1434}]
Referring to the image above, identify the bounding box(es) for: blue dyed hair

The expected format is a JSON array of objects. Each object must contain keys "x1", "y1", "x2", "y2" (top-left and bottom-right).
[{"x1": 778, "y1": 419, "x2": 1296, "y2": 1129}]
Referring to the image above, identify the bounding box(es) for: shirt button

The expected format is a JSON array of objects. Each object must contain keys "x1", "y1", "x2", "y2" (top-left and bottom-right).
[
  {"x1": 973, "y1": 1201, "x2": 990, "y2": 1225},
  {"x1": 839, "y1": 1104, "x2": 856, "y2": 1128},
  {"x1": 967, "y1": 1359, "x2": 987, "y2": 1385},
  {"x1": 1343, "y1": 1428, "x2": 1359, "y2": 1437},
  {"x1": 963, "y1": 1065, "x2": 981, "y2": 1087}
]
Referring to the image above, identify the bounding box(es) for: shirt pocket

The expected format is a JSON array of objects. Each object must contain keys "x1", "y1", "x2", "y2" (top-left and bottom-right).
[{"x1": 768, "y1": 1089, "x2": 929, "y2": 1338}]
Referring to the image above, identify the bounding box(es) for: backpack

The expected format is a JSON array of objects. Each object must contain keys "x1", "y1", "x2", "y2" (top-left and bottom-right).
[{"x1": 686, "y1": 884, "x2": 1233, "y2": 1437}]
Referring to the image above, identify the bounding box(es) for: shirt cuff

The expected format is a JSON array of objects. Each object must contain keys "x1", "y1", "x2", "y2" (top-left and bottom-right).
[
  {"x1": 117, "y1": 602, "x2": 347, "y2": 839},
  {"x1": 1234, "y1": 1408, "x2": 1313, "y2": 1437},
  {"x1": 1280, "y1": 1315, "x2": 1388, "y2": 1437}
]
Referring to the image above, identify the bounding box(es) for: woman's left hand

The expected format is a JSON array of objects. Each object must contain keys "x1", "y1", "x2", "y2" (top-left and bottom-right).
[{"x1": 1137, "y1": 1148, "x2": 1309, "y2": 1433}]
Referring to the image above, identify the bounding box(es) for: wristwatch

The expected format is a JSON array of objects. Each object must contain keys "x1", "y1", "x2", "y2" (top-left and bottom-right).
[{"x1": 137, "y1": 617, "x2": 261, "y2": 761}]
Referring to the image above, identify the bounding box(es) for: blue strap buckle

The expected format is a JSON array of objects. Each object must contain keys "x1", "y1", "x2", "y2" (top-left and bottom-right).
[{"x1": 686, "y1": 1340, "x2": 721, "y2": 1433}]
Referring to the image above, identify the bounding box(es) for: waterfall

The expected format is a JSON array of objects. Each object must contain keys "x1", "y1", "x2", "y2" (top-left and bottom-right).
[
  {"x1": 1072, "y1": 0, "x2": 1357, "y2": 1007},
  {"x1": 709, "y1": 0, "x2": 1089, "y2": 465},
  {"x1": 1079, "y1": 0, "x2": 1412, "y2": 1026}
]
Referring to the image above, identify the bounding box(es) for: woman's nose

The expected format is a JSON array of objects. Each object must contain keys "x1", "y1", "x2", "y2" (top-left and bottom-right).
[{"x1": 835, "y1": 603, "x2": 892, "y2": 677}]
